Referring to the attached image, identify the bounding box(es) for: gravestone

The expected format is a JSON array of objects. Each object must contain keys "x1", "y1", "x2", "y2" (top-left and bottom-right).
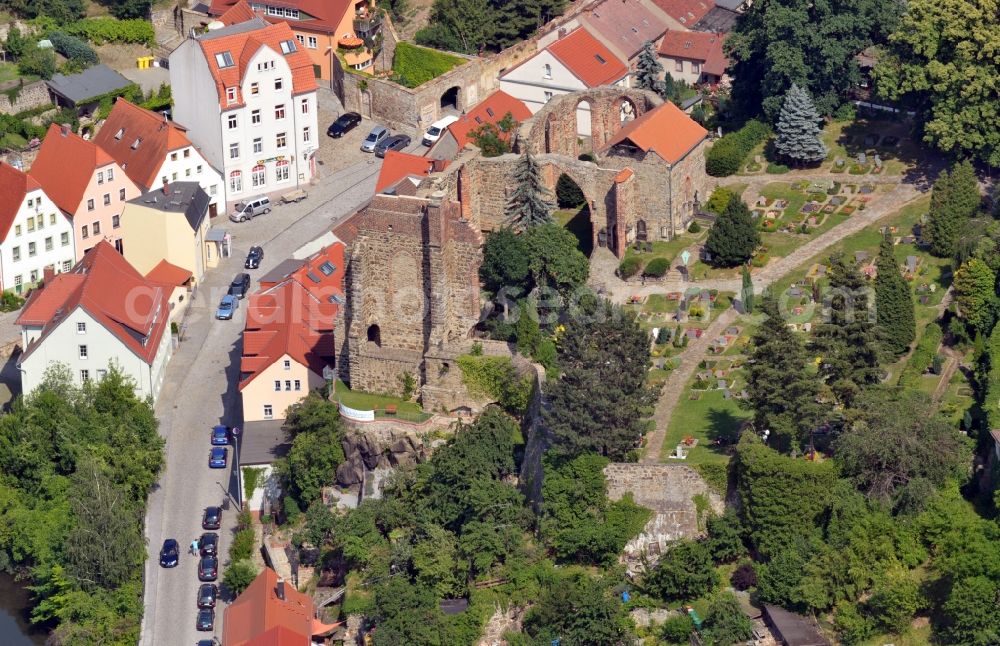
[
  {"x1": 874, "y1": 154, "x2": 882, "y2": 168},
  {"x1": 857, "y1": 152, "x2": 867, "y2": 165}
]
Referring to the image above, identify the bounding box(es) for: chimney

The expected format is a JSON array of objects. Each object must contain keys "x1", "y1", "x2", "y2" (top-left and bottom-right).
[
  {"x1": 162, "y1": 179, "x2": 169, "y2": 195},
  {"x1": 43, "y1": 265, "x2": 55, "y2": 285},
  {"x1": 276, "y1": 578, "x2": 285, "y2": 601},
  {"x1": 558, "y1": 27, "x2": 567, "y2": 38},
  {"x1": 60, "y1": 124, "x2": 70, "y2": 137}
]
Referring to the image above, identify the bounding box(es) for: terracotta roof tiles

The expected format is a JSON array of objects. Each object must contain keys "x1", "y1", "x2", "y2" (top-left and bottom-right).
[
  {"x1": 602, "y1": 101, "x2": 708, "y2": 164},
  {"x1": 581, "y1": 0, "x2": 669, "y2": 60},
  {"x1": 547, "y1": 28, "x2": 629, "y2": 87},
  {"x1": 375, "y1": 151, "x2": 441, "y2": 194},
  {"x1": 0, "y1": 162, "x2": 43, "y2": 240},
  {"x1": 445, "y1": 90, "x2": 532, "y2": 150},
  {"x1": 223, "y1": 567, "x2": 314, "y2": 646},
  {"x1": 658, "y1": 30, "x2": 729, "y2": 76},
  {"x1": 29, "y1": 124, "x2": 119, "y2": 215},
  {"x1": 650, "y1": 0, "x2": 715, "y2": 25}
]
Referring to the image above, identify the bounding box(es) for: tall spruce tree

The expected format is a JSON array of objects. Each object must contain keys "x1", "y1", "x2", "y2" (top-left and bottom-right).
[
  {"x1": 773, "y1": 84, "x2": 828, "y2": 165},
  {"x1": 745, "y1": 296, "x2": 823, "y2": 451},
  {"x1": 741, "y1": 265, "x2": 755, "y2": 314},
  {"x1": 635, "y1": 41, "x2": 666, "y2": 96},
  {"x1": 874, "y1": 233, "x2": 916, "y2": 356},
  {"x1": 926, "y1": 161, "x2": 980, "y2": 258},
  {"x1": 705, "y1": 197, "x2": 761, "y2": 267},
  {"x1": 949, "y1": 160, "x2": 983, "y2": 219},
  {"x1": 809, "y1": 254, "x2": 881, "y2": 405},
  {"x1": 505, "y1": 148, "x2": 555, "y2": 231}
]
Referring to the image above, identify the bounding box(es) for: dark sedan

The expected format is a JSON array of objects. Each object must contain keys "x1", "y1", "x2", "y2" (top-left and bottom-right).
[
  {"x1": 158, "y1": 538, "x2": 179, "y2": 568},
  {"x1": 245, "y1": 245, "x2": 263, "y2": 269},
  {"x1": 198, "y1": 556, "x2": 218, "y2": 582},
  {"x1": 202, "y1": 506, "x2": 221, "y2": 530},
  {"x1": 210, "y1": 425, "x2": 229, "y2": 446},
  {"x1": 197, "y1": 583, "x2": 219, "y2": 608},
  {"x1": 374, "y1": 134, "x2": 412, "y2": 158},
  {"x1": 199, "y1": 532, "x2": 219, "y2": 557},
  {"x1": 327, "y1": 111, "x2": 362, "y2": 138},
  {"x1": 196, "y1": 607, "x2": 215, "y2": 631}
]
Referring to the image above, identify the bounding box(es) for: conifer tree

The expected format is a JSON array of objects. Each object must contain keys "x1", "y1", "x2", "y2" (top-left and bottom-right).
[
  {"x1": 773, "y1": 84, "x2": 828, "y2": 165},
  {"x1": 809, "y1": 254, "x2": 881, "y2": 405},
  {"x1": 635, "y1": 41, "x2": 665, "y2": 96},
  {"x1": 745, "y1": 296, "x2": 823, "y2": 451},
  {"x1": 505, "y1": 148, "x2": 555, "y2": 231},
  {"x1": 741, "y1": 265, "x2": 754, "y2": 314},
  {"x1": 874, "y1": 233, "x2": 915, "y2": 356},
  {"x1": 927, "y1": 161, "x2": 980, "y2": 258},
  {"x1": 705, "y1": 198, "x2": 761, "y2": 267}
]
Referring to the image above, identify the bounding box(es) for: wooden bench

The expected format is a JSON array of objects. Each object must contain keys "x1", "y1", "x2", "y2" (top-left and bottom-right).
[{"x1": 384, "y1": 404, "x2": 397, "y2": 416}]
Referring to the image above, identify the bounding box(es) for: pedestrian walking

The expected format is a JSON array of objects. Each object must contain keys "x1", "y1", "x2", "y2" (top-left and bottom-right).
[{"x1": 190, "y1": 538, "x2": 199, "y2": 555}]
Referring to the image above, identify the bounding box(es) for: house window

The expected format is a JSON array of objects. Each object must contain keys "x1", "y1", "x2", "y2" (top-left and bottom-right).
[
  {"x1": 251, "y1": 109, "x2": 261, "y2": 124},
  {"x1": 97, "y1": 171, "x2": 105, "y2": 185},
  {"x1": 228, "y1": 114, "x2": 238, "y2": 129},
  {"x1": 275, "y1": 105, "x2": 285, "y2": 119},
  {"x1": 296, "y1": 35, "x2": 304, "y2": 45},
  {"x1": 49, "y1": 213, "x2": 55, "y2": 225},
  {"x1": 307, "y1": 36, "x2": 317, "y2": 49},
  {"x1": 93, "y1": 222, "x2": 101, "y2": 235},
  {"x1": 294, "y1": 379, "x2": 301, "y2": 391},
  {"x1": 14, "y1": 225, "x2": 20, "y2": 236},
  {"x1": 97, "y1": 369, "x2": 106, "y2": 380},
  {"x1": 77, "y1": 322, "x2": 86, "y2": 333},
  {"x1": 13, "y1": 275, "x2": 21, "y2": 292},
  {"x1": 253, "y1": 137, "x2": 263, "y2": 154},
  {"x1": 119, "y1": 188, "x2": 126, "y2": 201},
  {"x1": 35, "y1": 215, "x2": 43, "y2": 229},
  {"x1": 216, "y1": 51, "x2": 235, "y2": 68},
  {"x1": 675, "y1": 60, "x2": 683, "y2": 72},
  {"x1": 303, "y1": 126, "x2": 311, "y2": 143},
  {"x1": 275, "y1": 160, "x2": 289, "y2": 182},
  {"x1": 12, "y1": 247, "x2": 20, "y2": 261},
  {"x1": 62, "y1": 260, "x2": 71, "y2": 271},
  {"x1": 183, "y1": 149, "x2": 190, "y2": 158},
  {"x1": 185, "y1": 168, "x2": 191, "y2": 177},
  {"x1": 172, "y1": 172, "x2": 178, "y2": 181},
  {"x1": 45, "y1": 237, "x2": 52, "y2": 251},
  {"x1": 283, "y1": 359, "x2": 291, "y2": 370},
  {"x1": 230, "y1": 171, "x2": 243, "y2": 193},
  {"x1": 543, "y1": 63, "x2": 552, "y2": 79},
  {"x1": 263, "y1": 404, "x2": 273, "y2": 419},
  {"x1": 26, "y1": 219, "x2": 33, "y2": 232},
  {"x1": 103, "y1": 193, "x2": 111, "y2": 206},
  {"x1": 300, "y1": 98, "x2": 308, "y2": 113},
  {"x1": 79, "y1": 344, "x2": 88, "y2": 359},
  {"x1": 29, "y1": 269, "x2": 37, "y2": 283},
  {"x1": 162, "y1": 175, "x2": 168, "y2": 185},
  {"x1": 692, "y1": 62, "x2": 700, "y2": 74},
  {"x1": 80, "y1": 369, "x2": 89, "y2": 382},
  {"x1": 251, "y1": 82, "x2": 259, "y2": 96},
  {"x1": 61, "y1": 232, "x2": 69, "y2": 246},
  {"x1": 276, "y1": 132, "x2": 286, "y2": 148},
  {"x1": 107, "y1": 168, "x2": 113, "y2": 181},
  {"x1": 170, "y1": 152, "x2": 178, "y2": 161},
  {"x1": 543, "y1": 91, "x2": 553, "y2": 102},
  {"x1": 197, "y1": 165, "x2": 203, "y2": 174},
  {"x1": 114, "y1": 129, "x2": 124, "y2": 140},
  {"x1": 229, "y1": 143, "x2": 240, "y2": 159},
  {"x1": 87, "y1": 199, "x2": 95, "y2": 211},
  {"x1": 284, "y1": 380, "x2": 291, "y2": 391},
  {"x1": 251, "y1": 165, "x2": 266, "y2": 188},
  {"x1": 210, "y1": 185, "x2": 217, "y2": 196},
  {"x1": 82, "y1": 225, "x2": 89, "y2": 239},
  {"x1": 279, "y1": 40, "x2": 296, "y2": 54},
  {"x1": 226, "y1": 87, "x2": 237, "y2": 104},
  {"x1": 28, "y1": 242, "x2": 36, "y2": 257},
  {"x1": 274, "y1": 78, "x2": 283, "y2": 91},
  {"x1": 274, "y1": 380, "x2": 281, "y2": 391}
]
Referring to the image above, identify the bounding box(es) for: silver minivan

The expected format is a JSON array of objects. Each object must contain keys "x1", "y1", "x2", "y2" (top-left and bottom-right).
[
  {"x1": 361, "y1": 126, "x2": 389, "y2": 153},
  {"x1": 229, "y1": 196, "x2": 271, "y2": 222}
]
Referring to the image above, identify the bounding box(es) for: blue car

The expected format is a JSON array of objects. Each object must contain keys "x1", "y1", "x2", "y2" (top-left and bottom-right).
[
  {"x1": 210, "y1": 425, "x2": 229, "y2": 446},
  {"x1": 208, "y1": 446, "x2": 228, "y2": 469},
  {"x1": 216, "y1": 294, "x2": 238, "y2": 320}
]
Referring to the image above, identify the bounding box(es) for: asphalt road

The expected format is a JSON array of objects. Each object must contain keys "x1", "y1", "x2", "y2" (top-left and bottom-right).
[{"x1": 138, "y1": 127, "x2": 420, "y2": 644}]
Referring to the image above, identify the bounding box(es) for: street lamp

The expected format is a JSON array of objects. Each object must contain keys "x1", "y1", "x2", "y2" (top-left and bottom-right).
[{"x1": 232, "y1": 426, "x2": 243, "y2": 510}]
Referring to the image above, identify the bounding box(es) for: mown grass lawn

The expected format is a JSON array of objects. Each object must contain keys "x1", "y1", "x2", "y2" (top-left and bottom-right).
[
  {"x1": 660, "y1": 387, "x2": 751, "y2": 464},
  {"x1": 334, "y1": 379, "x2": 427, "y2": 419},
  {"x1": 554, "y1": 206, "x2": 593, "y2": 256}
]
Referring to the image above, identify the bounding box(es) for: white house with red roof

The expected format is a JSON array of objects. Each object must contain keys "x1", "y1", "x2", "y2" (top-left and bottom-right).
[
  {"x1": 0, "y1": 162, "x2": 77, "y2": 295},
  {"x1": 93, "y1": 98, "x2": 226, "y2": 216},
  {"x1": 16, "y1": 240, "x2": 173, "y2": 401},
  {"x1": 168, "y1": 17, "x2": 319, "y2": 209},
  {"x1": 499, "y1": 27, "x2": 629, "y2": 136},
  {"x1": 658, "y1": 30, "x2": 729, "y2": 85}
]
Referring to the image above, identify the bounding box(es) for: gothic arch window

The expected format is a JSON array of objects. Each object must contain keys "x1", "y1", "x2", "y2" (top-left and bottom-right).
[
  {"x1": 619, "y1": 99, "x2": 637, "y2": 123},
  {"x1": 367, "y1": 324, "x2": 381, "y2": 346}
]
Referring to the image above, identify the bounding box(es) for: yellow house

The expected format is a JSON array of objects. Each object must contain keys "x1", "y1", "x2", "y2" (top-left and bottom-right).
[{"x1": 120, "y1": 181, "x2": 211, "y2": 284}]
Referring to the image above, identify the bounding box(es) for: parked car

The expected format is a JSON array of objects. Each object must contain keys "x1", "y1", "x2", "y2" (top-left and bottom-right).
[
  {"x1": 196, "y1": 607, "x2": 215, "y2": 631},
  {"x1": 159, "y1": 538, "x2": 179, "y2": 568},
  {"x1": 375, "y1": 134, "x2": 412, "y2": 158},
  {"x1": 327, "y1": 111, "x2": 362, "y2": 138},
  {"x1": 229, "y1": 273, "x2": 251, "y2": 299},
  {"x1": 199, "y1": 532, "x2": 219, "y2": 557},
  {"x1": 197, "y1": 583, "x2": 219, "y2": 608},
  {"x1": 245, "y1": 246, "x2": 264, "y2": 269},
  {"x1": 216, "y1": 294, "x2": 238, "y2": 320},
  {"x1": 422, "y1": 115, "x2": 459, "y2": 146},
  {"x1": 198, "y1": 641, "x2": 215, "y2": 646},
  {"x1": 198, "y1": 556, "x2": 218, "y2": 581},
  {"x1": 229, "y1": 196, "x2": 271, "y2": 223},
  {"x1": 202, "y1": 506, "x2": 221, "y2": 530},
  {"x1": 210, "y1": 425, "x2": 229, "y2": 445},
  {"x1": 361, "y1": 125, "x2": 389, "y2": 153},
  {"x1": 208, "y1": 446, "x2": 228, "y2": 469}
]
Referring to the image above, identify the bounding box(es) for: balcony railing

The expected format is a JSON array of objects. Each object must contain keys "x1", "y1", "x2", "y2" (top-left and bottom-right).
[{"x1": 353, "y1": 12, "x2": 382, "y2": 35}]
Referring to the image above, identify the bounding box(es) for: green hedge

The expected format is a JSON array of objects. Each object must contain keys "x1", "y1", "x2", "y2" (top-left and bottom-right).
[
  {"x1": 391, "y1": 42, "x2": 465, "y2": 88},
  {"x1": 706, "y1": 120, "x2": 771, "y2": 177},
  {"x1": 456, "y1": 355, "x2": 533, "y2": 415},
  {"x1": 897, "y1": 322, "x2": 943, "y2": 387},
  {"x1": 65, "y1": 18, "x2": 155, "y2": 45},
  {"x1": 643, "y1": 257, "x2": 670, "y2": 278},
  {"x1": 619, "y1": 256, "x2": 642, "y2": 279}
]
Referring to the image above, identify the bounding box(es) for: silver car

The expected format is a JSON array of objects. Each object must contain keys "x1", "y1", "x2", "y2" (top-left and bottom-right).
[{"x1": 361, "y1": 125, "x2": 389, "y2": 153}]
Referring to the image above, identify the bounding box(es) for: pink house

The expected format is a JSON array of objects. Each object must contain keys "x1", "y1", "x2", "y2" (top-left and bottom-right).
[{"x1": 30, "y1": 124, "x2": 141, "y2": 259}]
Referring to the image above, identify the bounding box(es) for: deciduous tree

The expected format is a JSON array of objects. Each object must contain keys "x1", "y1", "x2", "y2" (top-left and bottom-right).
[
  {"x1": 644, "y1": 540, "x2": 718, "y2": 601},
  {"x1": 703, "y1": 592, "x2": 754, "y2": 645},
  {"x1": 522, "y1": 573, "x2": 635, "y2": 644},
  {"x1": 953, "y1": 257, "x2": 996, "y2": 335}
]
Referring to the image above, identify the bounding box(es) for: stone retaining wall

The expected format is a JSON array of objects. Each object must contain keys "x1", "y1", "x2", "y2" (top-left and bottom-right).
[{"x1": 0, "y1": 81, "x2": 52, "y2": 116}]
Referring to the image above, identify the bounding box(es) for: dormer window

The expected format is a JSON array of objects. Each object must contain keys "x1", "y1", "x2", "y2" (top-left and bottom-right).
[
  {"x1": 114, "y1": 128, "x2": 124, "y2": 140},
  {"x1": 215, "y1": 51, "x2": 234, "y2": 68},
  {"x1": 319, "y1": 261, "x2": 335, "y2": 276},
  {"x1": 279, "y1": 40, "x2": 297, "y2": 54},
  {"x1": 486, "y1": 107, "x2": 495, "y2": 117},
  {"x1": 595, "y1": 54, "x2": 606, "y2": 64},
  {"x1": 131, "y1": 138, "x2": 142, "y2": 149}
]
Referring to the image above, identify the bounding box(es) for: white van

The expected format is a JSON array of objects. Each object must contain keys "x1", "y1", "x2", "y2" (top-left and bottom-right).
[
  {"x1": 422, "y1": 115, "x2": 459, "y2": 147},
  {"x1": 229, "y1": 195, "x2": 271, "y2": 222}
]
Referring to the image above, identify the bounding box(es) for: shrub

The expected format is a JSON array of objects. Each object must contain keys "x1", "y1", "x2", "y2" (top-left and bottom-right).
[
  {"x1": 706, "y1": 120, "x2": 771, "y2": 177},
  {"x1": 619, "y1": 256, "x2": 642, "y2": 279},
  {"x1": 898, "y1": 322, "x2": 943, "y2": 387},
  {"x1": 391, "y1": 42, "x2": 464, "y2": 88},
  {"x1": 688, "y1": 221, "x2": 702, "y2": 233},
  {"x1": 49, "y1": 31, "x2": 99, "y2": 66},
  {"x1": 643, "y1": 257, "x2": 670, "y2": 278},
  {"x1": 828, "y1": 181, "x2": 842, "y2": 195},
  {"x1": 456, "y1": 355, "x2": 532, "y2": 415},
  {"x1": 283, "y1": 495, "x2": 302, "y2": 526},
  {"x1": 18, "y1": 47, "x2": 57, "y2": 80},
  {"x1": 731, "y1": 562, "x2": 757, "y2": 590},
  {"x1": 657, "y1": 327, "x2": 672, "y2": 344},
  {"x1": 660, "y1": 614, "x2": 694, "y2": 644},
  {"x1": 833, "y1": 102, "x2": 857, "y2": 122},
  {"x1": 229, "y1": 528, "x2": 257, "y2": 562},
  {"x1": 766, "y1": 162, "x2": 791, "y2": 174},
  {"x1": 66, "y1": 18, "x2": 155, "y2": 45},
  {"x1": 705, "y1": 187, "x2": 735, "y2": 214},
  {"x1": 224, "y1": 560, "x2": 258, "y2": 596},
  {"x1": 0, "y1": 291, "x2": 25, "y2": 312},
  {"x1": 555, "y1": 173, "x2": 585, "y2": 208}
]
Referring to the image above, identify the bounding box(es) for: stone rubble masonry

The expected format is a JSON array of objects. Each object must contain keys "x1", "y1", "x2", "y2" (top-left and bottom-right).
[
  {"x1": 0, "y1": 81, "x2": 52, "y2": 116},
  {"x1": 604, "y1": 463, "x2": 724, "y2": 570}
]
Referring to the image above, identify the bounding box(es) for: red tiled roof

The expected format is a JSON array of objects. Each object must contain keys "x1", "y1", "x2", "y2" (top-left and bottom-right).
[
  {"x1": 650, "y1": 0, "x2": 715, "y2": 26},
  {"x1": 581, "y1": 0, "x2": 669, "y2": 60},
  {"x1": 375, "y1": 151, "x2": 441, "y2": 194},
  {"x1": 658, "y1": 30, "x2": 729, "y2": 75},
  {"x1": 223, "y1": 568, "x2": 314, "y2": 646},
  {"x1": 30, "y1": 124, "x2": 117, "y2": 215},
  {"x1": 602, "y1": 101, "x2": 708, "y2": 164},
  {"x1": 238, "y1": 243, "x2": 344, "y2": 389},
  {"x1": 145, "y1": 259, "x2": 194, "y2": 286},
  {"x1": 547, "y1": 28, "x2": 628, "y2": 87},
  {"x1": 614, "y1": 168, "x2": 634, "y2": 182},
  {"x1": 217, "y1": 0, "x2": 257, "y2": 24},
  {"x1": 198, "y1": 21, "x2": 318, "y2": 111},
  {"x1": 0, "y1": 162, "x2": 43, "y2": 240},
  {"x1": 446, "y1": 90, "x2": 531, "y2": 150},
  {"x1": 17, "y1": 241, "x2": 169, "y2": 365},
  {"x1": 93, "y1": 99, "x2": 195, "y2": 191},
  {"x1": 209, "y1": 0, "x2": 354, "y2": 33}
]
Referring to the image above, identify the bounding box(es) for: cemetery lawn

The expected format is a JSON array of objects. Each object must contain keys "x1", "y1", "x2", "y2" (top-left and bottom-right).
[
  {"x1": 334, "y1": 380, "x2": 428, "y2": 419},
  {"x1": 659, "y1": 387, "x2": 750, "y2": 464}
]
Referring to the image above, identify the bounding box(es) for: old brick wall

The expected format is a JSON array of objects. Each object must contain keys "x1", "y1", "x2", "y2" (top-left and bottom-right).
[
  {"x1": 421, "y1": 339, "x2": 515, "y2": 413},
  {"x1": 0, "y1": 81, "x2": 52, "y2": 116}
]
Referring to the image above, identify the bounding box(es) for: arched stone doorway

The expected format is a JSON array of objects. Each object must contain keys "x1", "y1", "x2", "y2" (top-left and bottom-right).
[
  {"x1": 440, "y1": 86, "x2": 460, "y2": 111},
  {"x1": 636, "y1": 219, "x2": 647, "y2": 242},
  {"x1": 367, "y1": 324, "x2": 381, "y2": 346},
  {"x1": 555, "y1": 172, "x2": 593, "y2": 256}
]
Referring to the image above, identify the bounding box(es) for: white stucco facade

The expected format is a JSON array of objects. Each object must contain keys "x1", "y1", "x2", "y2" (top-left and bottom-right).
[
  {"x1": 0, "y1": 187, "x2": 77, "y2": 294},
  {"x1": 151, "y1": 146, "x2": 226, "y2": 214}
]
